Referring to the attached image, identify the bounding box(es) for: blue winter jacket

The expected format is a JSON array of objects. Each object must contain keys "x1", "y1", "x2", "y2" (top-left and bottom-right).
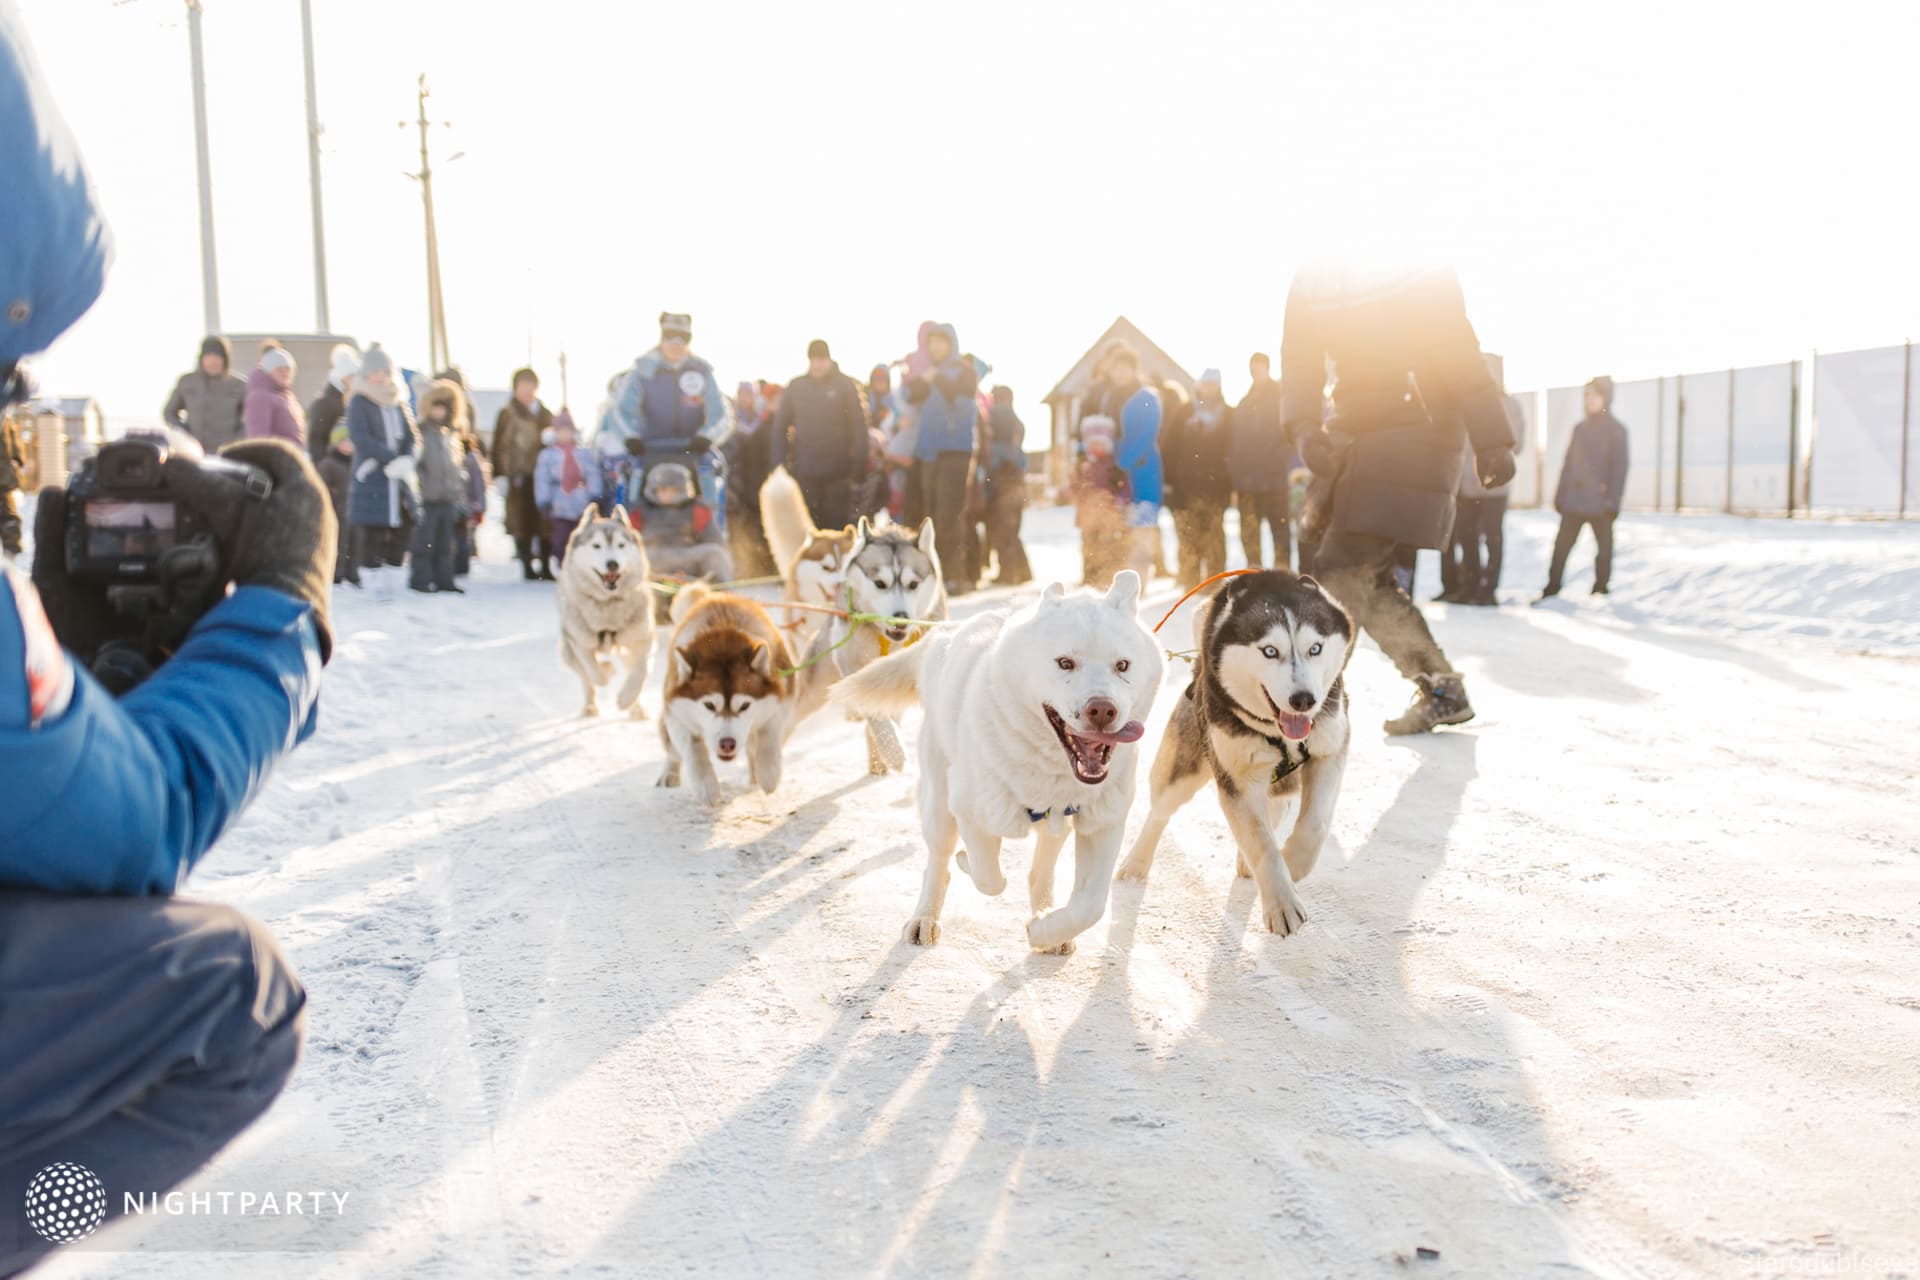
[
  {"x1": 0, "y1": 569, "x2": 323, "y2": 895},
  {"x1": 1117, "y1": 386, "x2": 1164, "y2": 526},
  {"x1": 0, "y1": 0, "x2": 110, "y2": 368},
  {"x1": 912, "y1": 325, "x2": 980, "y2": 460},
  {"x1": 609, "y1": 349, "x2": 732, "y2": 451}
]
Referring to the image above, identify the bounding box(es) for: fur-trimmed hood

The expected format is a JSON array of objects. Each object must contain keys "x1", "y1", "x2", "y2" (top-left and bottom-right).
[{"x1": 419, "y1": 378, "x2": 470, "y2": 435}]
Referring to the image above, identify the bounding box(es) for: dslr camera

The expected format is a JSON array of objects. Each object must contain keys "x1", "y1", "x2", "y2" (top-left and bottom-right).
[{"x1": 62, "y1": 430, "x2": 269, "y2": 689}]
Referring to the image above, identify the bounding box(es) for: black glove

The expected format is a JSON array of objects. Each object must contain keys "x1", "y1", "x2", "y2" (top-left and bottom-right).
[
  {"x1": 1298, "y1": 426, "x2": 1350, "y2": 478},
  {"x1": 1475, "y1": 446, "x2": 1516, "y2": 490},
  {"x1": 689, "y1": 433, "x2": 712, "y2": 454},
  {"x1": 165, "y1": 439, "x2": 338, "y2": 662},
  {"x1": 29, "y1": 486, "x2": 119, "y2": 665},
  {"x1": 623, "y1": 436, "x2": 645, "y2": 457}
]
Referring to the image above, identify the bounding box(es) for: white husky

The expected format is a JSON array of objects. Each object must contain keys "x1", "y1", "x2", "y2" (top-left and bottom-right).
[
  {"x1": 834, "y1": 571, "x2": 1164, "y2": 953},
  {"x1": 555, "y1": 508, "x2": 655, "y2": 718}
]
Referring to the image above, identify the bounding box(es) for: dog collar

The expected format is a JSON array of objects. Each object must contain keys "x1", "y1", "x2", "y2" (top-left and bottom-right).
[
  {"x1": 877, "y1": 628, "x2": 925, "y2": 658},
  {"x1": 1025, "y1": 804, "x2": 1080, "y2": 824}
]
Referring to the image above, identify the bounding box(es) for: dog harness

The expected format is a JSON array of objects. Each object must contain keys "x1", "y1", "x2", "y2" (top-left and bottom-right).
[
  {"x1": 1025, "y1": 804, "x2": 1080, "y2": 824},
  {"x1": 1267, "y1": 739, "x2": 1311, "y2": 784}
]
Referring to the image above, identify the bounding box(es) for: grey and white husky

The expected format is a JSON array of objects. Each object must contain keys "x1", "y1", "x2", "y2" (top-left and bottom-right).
[
  {"x1": 555, "y1": 508, "x2": 655, "y2": 718},
  {"x1": 1118, "y1": 570, "x2": 1354, "y2": 936},
  {"x1": 789, "y1": 516, "x2": 949, "y2": 774}
]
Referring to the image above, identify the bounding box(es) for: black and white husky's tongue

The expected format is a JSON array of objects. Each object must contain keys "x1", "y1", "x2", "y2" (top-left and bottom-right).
[{"x1": 1275, "y1": 711, "x2": 1312, "y2": 742}]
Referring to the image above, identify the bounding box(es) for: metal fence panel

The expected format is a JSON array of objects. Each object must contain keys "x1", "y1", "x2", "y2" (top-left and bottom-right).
[
  {"x1": 1677, "y1": 370, "x2": 1732, "y2": 511},
  {"x1": 1810, "y1": 345, "x2": 1908, "y2": 514},
  {"x1": 1731, "y1": 362, "x2": 1795, "y2": 515}
]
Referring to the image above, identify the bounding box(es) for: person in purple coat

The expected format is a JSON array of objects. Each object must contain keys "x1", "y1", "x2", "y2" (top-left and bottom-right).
[{"x1": 243, "y1": 344, "x2": 307, "y2": 447}]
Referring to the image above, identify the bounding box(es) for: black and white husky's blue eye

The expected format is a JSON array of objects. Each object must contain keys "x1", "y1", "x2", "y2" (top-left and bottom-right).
[
  {"x1": 1057, "y1": 656, "x2": 1076, "y2": 671},
  {"x1": 1308, "y1": 642, "x2": 1323, "y2": 657},
  {"x1": 1261, "y1": 645, "x2": 1279, "y2": 660}
]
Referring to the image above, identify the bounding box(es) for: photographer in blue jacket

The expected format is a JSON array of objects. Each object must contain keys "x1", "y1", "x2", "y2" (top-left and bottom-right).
[{"x1": 1, "y1": 3, "x2": 334, "y2": 1270}]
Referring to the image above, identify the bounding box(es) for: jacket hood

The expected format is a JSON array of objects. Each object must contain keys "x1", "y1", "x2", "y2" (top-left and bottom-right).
[
  {"x1": 916, "y1": 320, "x2": 936, "y2": 351},
  {"x1": 420, "y1": 378, "x2": 470, "y2": 433}
]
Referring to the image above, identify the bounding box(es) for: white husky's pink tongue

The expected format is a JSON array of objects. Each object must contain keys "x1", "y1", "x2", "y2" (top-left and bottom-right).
[
  {"x1": 1075, "y1": 720, "x2": 1146, "y2": 746},
  {"x1": 1276, "y1": 712, "x2": 1312, "y2": 742}
]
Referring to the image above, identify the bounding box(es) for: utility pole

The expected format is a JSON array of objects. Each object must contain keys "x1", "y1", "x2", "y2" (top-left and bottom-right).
[
  {"x1": 405, "y1": 76, "x2": 450, "y2": 372},
  {"x1": 558, "y1": 351, "x2": 569, "y2": 409},
  {"x1": 186, "y1": 0, "x2": 220, "y2": 334},
  {"x1": 299, "y1": 0, "x2": 330, "y2": 332}
]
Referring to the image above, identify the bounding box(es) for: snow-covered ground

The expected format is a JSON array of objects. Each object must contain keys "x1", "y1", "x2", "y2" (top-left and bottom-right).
[{"x1": 38, "y1": 505, "x2": 1920, "y2": 1279}]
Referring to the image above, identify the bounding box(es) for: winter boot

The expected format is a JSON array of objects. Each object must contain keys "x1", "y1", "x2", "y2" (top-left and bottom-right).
[{"x1": 1383, "y1": 673, "x2": 1475, "y2": 735}]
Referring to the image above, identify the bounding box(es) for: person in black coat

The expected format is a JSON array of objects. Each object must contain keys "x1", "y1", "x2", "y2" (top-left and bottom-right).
[
  {"x1": 1164, "y1": 367, "x2": 1234, "y2": 587},
  {"x1": 771, "y1": 339, "x2": 868, "y2": 532},
  {"x1": 1231, "y1": 352, "x2": 1294, "y2": 569},
  {"x1": 1280, "y1": 265, "x2": 1517, "y2": 734},
  {"x1": 1539, "y1": 376, "x2": 1631, "y2": 599}
]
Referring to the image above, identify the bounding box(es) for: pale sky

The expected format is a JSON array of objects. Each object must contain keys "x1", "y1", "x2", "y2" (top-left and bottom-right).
[{"x1": 18, "y1": 0, "x2": 1920, "y2": 421}]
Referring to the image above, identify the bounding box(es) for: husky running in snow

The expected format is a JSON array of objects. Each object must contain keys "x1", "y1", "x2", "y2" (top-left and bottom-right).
[
  {"x1": 1118, "y1": 570, "x2": 1354, "y2": 936},
  {"x1": 760, "y1": 465, "x2": 856, "y2": 650},
  {"x1": 657, "y1": 584, "x2": 797, "y2": 806},
  {"x1": 786, "y1": 517, "x2": 949, "y2": 776},
  {"x1": 554, "y1": 507, "x2": 655, "y2": 719},
  {"x1": 835, "y1": 572, "x2": 1163, "y2": 953}
]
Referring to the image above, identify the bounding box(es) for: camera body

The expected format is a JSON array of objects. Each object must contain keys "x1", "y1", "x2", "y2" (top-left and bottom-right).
[
  {"x1": 59, "y1": 430, "x2": 268, "y2": 691},
  {"x1": 66, "y1": 434, "x2": 220, "y2": 584}
]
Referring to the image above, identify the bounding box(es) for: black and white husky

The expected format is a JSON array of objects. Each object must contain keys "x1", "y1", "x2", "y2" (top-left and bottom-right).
[{"x1": 1117, "y1": 570, "x2": 1354, "y2": 936}]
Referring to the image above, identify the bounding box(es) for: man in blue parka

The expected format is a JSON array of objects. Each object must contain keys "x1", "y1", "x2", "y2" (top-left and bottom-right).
[{"x1": 1, "y1": 3, "x2": 334, "y2": 1269}]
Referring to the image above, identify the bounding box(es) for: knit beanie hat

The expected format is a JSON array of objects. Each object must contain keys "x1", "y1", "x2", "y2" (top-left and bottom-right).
[
  {"x1": 260, "y1": 346, "x2": 296, "y2": 375},
  {"x1": 328, "y1": 344, "x2": 360, "y2": 388},
  {"x1": 1081, "y1": 416, "x2": 1117, "y2": 454},
  {"x1": 358, "y1": 344, "x2": 395, "y2": 379},
  {"x1": 659, "y1": 312, "x2": 693, "y2": 342},
  {"x1": 807, "y1": 339, "x2": 831, "y2": 360},
  {"x1": 1585, "y1": 375, "x2": 1614, "y2": 406}
]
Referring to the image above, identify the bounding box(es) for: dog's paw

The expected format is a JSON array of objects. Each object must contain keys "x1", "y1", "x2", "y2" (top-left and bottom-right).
[
  {"x1": 580, "y1": 703, "x2": 600, "y2": 719},
  {"x1": 1114, "y1": 855, "x2": 1151, "y2": 882},
  {"x1": 655, "y1": 768, "x2": 680, "y2": 789},
  {"x1": 1262, "y1": 893, "x2": 1307, "y2": 937},
  {"x1": 1026, "y1": 912, "x2": 1077, "y2": 954},
  {"x1": 1236, "y1": 853, "x2": 1252, "y2": 879},
  {"x1": 625, "y1": 701, "x2": 647, "y2": 721},
  {"x1": 692, "y1": 781, "x2": 722, "y2": 807},
  {"x1": 902, "y1": 916, "x2": 941, "y2": 945}
]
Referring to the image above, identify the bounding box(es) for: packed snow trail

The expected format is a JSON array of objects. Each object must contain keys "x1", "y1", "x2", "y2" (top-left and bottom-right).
[{"x1": 41, "y1": 508, "x2": 1920, "y2": 1279}]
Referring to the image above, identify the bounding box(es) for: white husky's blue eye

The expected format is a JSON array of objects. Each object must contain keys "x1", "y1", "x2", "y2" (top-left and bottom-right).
[
  {"x1": 1308, "y1": 642, "x2": 1323, "y2": 657},
  {"x1": 1261, "y1": 645, "x2": 1279, "y2": 660}
]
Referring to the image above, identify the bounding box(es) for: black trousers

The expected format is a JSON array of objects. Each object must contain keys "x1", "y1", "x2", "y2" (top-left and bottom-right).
[
  {"x1": 0, "y1": 896, "x2": 304, "y2": 1273},
  {"x1": 409, "y1": 501, "x2": 459, "y2": 591},
  {"x1": 983, "y1": 476, "x2": 1032, "y2": 583},
  {"x1": 1312, "y1": 530, "x2": 1452, "y2": 679},
  {"x1": 1237, "y1": 488, "x2": 1291, "y2": 570},
  {"x1": 1442, "y1": 495, "x2": 1509, "y2": 599},
  {"x1": 796, "y1": 473, "x2": 854, "y2": 533},
  {"x1": 1545, "y1": 512, "x2": 1616, "y2": 592},
  {"x1": 916, "y1": 453, "x2": 972, "y2": 586}
]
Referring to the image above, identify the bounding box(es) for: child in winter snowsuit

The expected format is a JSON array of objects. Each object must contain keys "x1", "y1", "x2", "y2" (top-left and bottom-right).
[
  {"x1": 454, "y1": 423, "x2": 489, "y2": 577},
  {"x1": 410, "y1": 380, "x2": 470, "y2": 594},
  {"x1": 1073, "y1": 419, "x2": 1133, "y2": 589},
  {"x1": 534, "y1": 410, "x2": 603, "y2": 566}
]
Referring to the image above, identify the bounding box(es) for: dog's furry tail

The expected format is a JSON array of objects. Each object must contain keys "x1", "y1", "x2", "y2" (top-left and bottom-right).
[
  {"x1": 760, "y1": 466, "x2": 815, "y2": 575},
  {"x1": 669, "y1": 580, "x2": 714, "y2": 626},
  {"x1": 830, "y1": 641, "x2": 930, "y2": 718}
]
